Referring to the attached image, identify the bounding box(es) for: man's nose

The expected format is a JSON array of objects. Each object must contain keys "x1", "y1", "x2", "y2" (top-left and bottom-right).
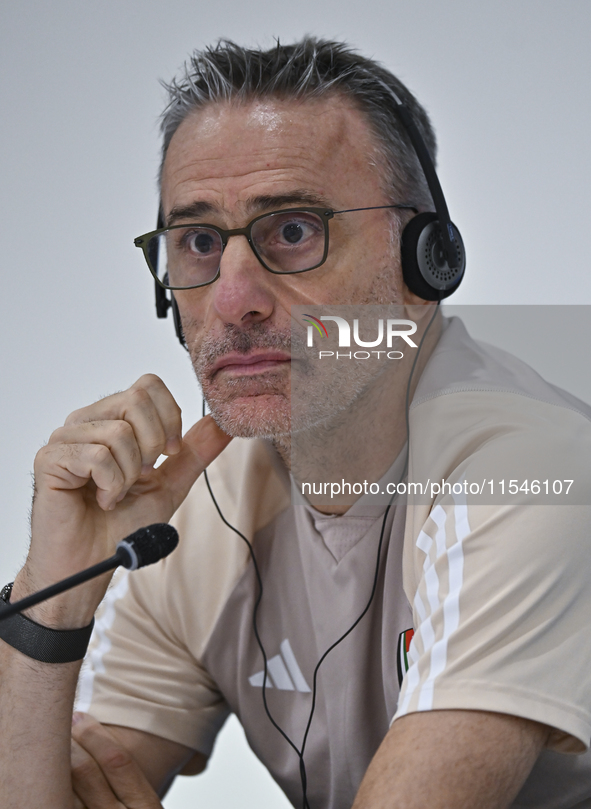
[{"x1": 211, "y1": 235, "x2": 275, "y2": 325}]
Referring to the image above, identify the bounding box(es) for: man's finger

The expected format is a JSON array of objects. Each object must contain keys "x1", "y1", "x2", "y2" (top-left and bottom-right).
[
  {"x1": 48, "y1": 420, "x2": 143, "y2": 497},
  {"x1": 129, "y1": 374, "x2": 183, "y2": 456},
  {"x1": 71, "y1": 736, "x2": 124, "y2": 808},
  {"x1": 36, "y1": 441, "x2": 126, "y2": 511},
  {"x1": 158, "y1": 415, "x2": 232, "y2": 512},
  {"x1": 72, "y1": 713, "x2": 162, "y2": 808},
  {"x1": 64, "y1": 375, "x2": 182, "y2": 470}
]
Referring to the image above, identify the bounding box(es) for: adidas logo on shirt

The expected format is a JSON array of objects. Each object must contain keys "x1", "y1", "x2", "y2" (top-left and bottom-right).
[{"x1": 249, "y1": 638, "x2": 311, "y2": 692}]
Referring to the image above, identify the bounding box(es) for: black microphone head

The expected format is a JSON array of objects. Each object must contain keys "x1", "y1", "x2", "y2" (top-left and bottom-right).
[{"x1": 116, "y1": 523, "x2": 179, "y2": 571}]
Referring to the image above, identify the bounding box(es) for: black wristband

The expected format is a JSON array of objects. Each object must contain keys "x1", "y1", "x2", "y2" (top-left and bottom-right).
[{"x1": 0, "y1": 582, "x2": 94, "y2": 664}]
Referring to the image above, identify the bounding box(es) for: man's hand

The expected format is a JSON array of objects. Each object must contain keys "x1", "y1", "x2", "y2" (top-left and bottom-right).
[
  {"x1": 71, "y1": 713, "x2": 163, "y2": 809},
  {"x1": 15, "y1": 373, "x2": 231, "y2": 625},
  {"x1": 0, "y1": 375, "x2": 229, "y2": 809}
]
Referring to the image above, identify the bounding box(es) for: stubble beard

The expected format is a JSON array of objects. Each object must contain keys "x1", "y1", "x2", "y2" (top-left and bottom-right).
[
  {"x1": 187, "y1": 313, "x2": 395, "y2": 450},
  {"x1": 189, "y1": 322, "x2": 294, "y2": 440}
]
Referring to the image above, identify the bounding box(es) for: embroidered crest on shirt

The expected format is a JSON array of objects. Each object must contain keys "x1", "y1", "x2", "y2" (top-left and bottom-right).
[{"x1": 397, "y1": 628, "x2": 415, "y2": 687}]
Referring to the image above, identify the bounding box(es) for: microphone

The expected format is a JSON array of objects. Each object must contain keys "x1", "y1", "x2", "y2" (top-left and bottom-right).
[
  {"x1": 114, "y1": 523, "x2": 179, "y2": 571},
  {"x1": 0, "y1": 523, "x2": 178, "y2": 621}
]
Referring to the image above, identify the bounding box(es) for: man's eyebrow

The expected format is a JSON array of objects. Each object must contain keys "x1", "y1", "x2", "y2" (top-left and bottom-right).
[
  {"x1": 165, "y1": 191, "x2": 332, "y2": 227},
  {"x1": 166, "y1": 201, "x2": 217, "y2": 227},
  {"x1": 246, "y1": 192, "x2": 333, "y2": 213}
]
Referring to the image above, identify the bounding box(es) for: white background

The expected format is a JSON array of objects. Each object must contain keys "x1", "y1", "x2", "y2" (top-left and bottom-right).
[{"x1": 1, "y1": 2, "x2": 590, "y2": 806}]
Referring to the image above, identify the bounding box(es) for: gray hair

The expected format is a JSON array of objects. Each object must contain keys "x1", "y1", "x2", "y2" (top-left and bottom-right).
[{"x1": 159, "y1": 38, "x2": 437, "y2": 209}]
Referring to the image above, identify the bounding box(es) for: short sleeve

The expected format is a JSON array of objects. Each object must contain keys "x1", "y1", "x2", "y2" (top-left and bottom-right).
[
  {"x1": 76, "y1": 565, "x2": 230, "y2": 756},
  {"x1": 394, "y1": 500, "x2": 591, "y2": 753}
]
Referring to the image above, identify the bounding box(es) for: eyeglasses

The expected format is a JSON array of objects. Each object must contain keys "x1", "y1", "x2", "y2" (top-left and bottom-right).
[{"x1": 134, "y1": 204, "x2": 418, "y2": 290}]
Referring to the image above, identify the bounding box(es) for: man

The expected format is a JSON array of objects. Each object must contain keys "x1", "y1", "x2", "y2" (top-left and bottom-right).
[{"x1": 1, "y1": 38, "x2": 591, "y2": 809}]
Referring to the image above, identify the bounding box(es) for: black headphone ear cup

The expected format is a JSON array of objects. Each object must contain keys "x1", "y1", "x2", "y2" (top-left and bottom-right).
[
  {"x1": 170, "y1": 294, "x2": 188, "y2": 351},
  {"x1": 400, "y1": 212, "x2": 466, "y2": 300}
]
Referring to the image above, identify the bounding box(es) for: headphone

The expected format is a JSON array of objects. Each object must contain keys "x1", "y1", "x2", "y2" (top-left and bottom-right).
[
  {"x1": 385, "y1": 85, "x2": 466, "y2": 302},
  {"x1": 152, "y1": 90, "x2": 465, "y2": 348}
]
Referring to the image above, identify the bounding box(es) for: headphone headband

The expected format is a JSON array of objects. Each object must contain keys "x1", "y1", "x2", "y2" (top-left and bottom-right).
[{"x1": 372, "y1": 80, "x2": 459, "y2": 270}]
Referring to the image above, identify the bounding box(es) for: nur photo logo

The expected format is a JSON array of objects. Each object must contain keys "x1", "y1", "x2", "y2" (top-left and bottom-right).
[{"x1": 302, "y1": 313, "x2": 418, "y2": 359}]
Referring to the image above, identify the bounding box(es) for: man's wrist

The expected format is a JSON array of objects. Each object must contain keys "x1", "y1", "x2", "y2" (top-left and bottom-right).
[
  {"x1": 0, "y1": 582, "x2": 95, "y2": 664},
  {"x1": 11, "y1": 567, "x2": 108, "y2": 629}
]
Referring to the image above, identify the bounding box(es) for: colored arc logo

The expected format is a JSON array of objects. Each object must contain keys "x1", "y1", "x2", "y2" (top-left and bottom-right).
[{"x1": 302, "y1": 314, "x2": 329, "y2": 338}]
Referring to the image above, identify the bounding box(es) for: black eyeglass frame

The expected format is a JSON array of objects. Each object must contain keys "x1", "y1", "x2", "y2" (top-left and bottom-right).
[{"x1": 134, "y1": 204, "x2": 418, "y2": 291}]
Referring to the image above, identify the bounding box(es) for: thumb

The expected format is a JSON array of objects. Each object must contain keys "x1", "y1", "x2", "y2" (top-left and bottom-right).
[{"x1": 158, "y1": 415, "x2": 232, "y2": 510}]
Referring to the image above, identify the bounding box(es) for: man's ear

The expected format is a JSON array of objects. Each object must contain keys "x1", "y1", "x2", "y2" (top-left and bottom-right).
[{"x1": 402, "y1": 286, "x2": 432, "y2": 306}]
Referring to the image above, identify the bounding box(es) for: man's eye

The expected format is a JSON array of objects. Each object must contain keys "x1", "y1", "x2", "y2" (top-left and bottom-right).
[
  {"x1": 281, "y1": 222, "x2": 306, "y2": 244},
  {"x1": 186, "y1": 231, "x2": 216, "y2": 254},
  {"x1": 274, "y1": 218, "x2": 320, "y2": 246}
]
